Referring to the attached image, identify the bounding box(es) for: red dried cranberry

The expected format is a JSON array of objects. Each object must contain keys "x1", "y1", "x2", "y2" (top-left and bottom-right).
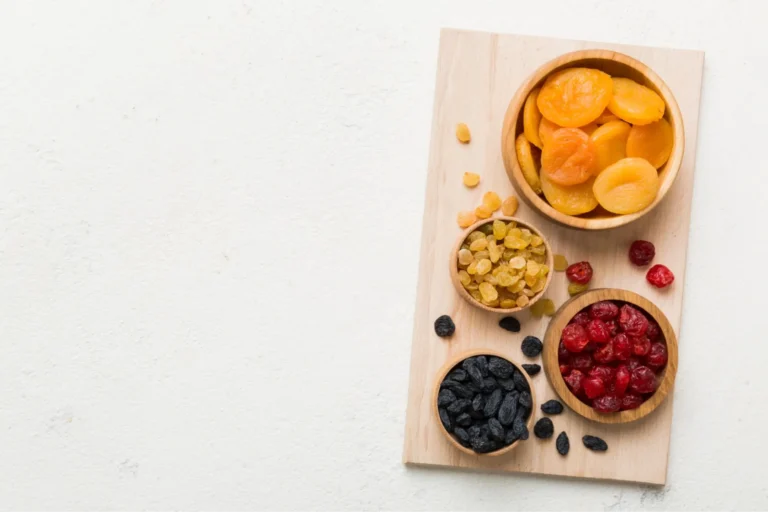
[
  {"x1": 593, "y1": 342, "x2": 614, "y2": 364},
  {"x1": 631, "y1": 335, "x2": 651, "y2": 356},
  {"x1": 614, "y1": 365, "x2": 630, "y2": 396},
  {"x1": 629, "y1": 240, "x2": 655, "y2": 266},
  {"x1": 570, "y1": 311, "x2": 591, "y2": 326},
  {"x1": 593, "y1": 394, "x2": 621, "y2": 413},
  {"x1": 619, "y1": 304, "x2": 649, "y2": 336},
  {"x1": 583, "y1": 376, "x2": 605, "y2": 399},
  {"x1": 605, "y1": 319, "x2": 619, "y2": 336},
  {"x1": 559, "y1": 364, "x2": 571, "y2": 376},
  {"x1": 564, "y1": 369, "x2": 585, "y2": 394},
  {"x1": 627, "y1": 357, "x2": 641, "y2": 371},
  {"x1": 571, "y1": 354, "x2": 594, "y2": 371},
  {"x1": 588, "y1": 365, "x2": 614, "y2": 383},
  {"x1": 647, "y1": 264, "x2": 675, "y2": 288},
  {"x1": 562, "y1": 323, "x2": 590, "y2": 353},
  {"x1": 646, "y1": 342, "x2": 668, "y2": 369},
  {"x1": 589, "y1": 301, "x2": 619, "y2": 320},
  {"x1": 646, "y1": 321, "x2": 661, "y2": 341},
  {"x1": 566, "y1": 261, "x2": 593, "y2": 285},
  {"x1": 612, "y1": 333, "x2": 632, "y2": 361},
  {"x1": 621, "y1": 394, "x2": 644, "y2": 410},
  {"x1": 583, "y1": 341, "x2": 597, "y2": 352},
  {"x1": 558, "y1": 341, "x2": 570, "y2": 362},
  {"x1": 587, "y1": 319, "x2": 611, "y2": 343},
  {"x1": 630, "y1": 365, "x2": 657, "y2": 394}
]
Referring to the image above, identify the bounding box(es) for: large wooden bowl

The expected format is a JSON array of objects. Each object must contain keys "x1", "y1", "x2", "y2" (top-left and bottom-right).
[
  {"x1": 433, "y1": 349, "x2": 536, "y2": 457},
  {"x1": 542, "y1": 289, "x2": 678, "y2": 424},
  {"x1": 449, "y1": 216, "x2": 553, "y2": 314},
  {"x1": 502, "y1": 49, "x2": 684, "y2": 230}
]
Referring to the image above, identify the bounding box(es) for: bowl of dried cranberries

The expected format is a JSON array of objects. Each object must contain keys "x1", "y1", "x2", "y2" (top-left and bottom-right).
[
  {"x1": 542, "y1": 289, "x2": 678, "y2": 423},
  {"x1": 501, "y1": 49, "x2": 684, "y2": 231}
]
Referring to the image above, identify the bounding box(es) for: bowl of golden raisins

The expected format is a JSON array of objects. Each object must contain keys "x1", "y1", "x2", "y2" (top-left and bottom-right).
[
  {"x1": 451, "y1": 217, "x2": 553, "y2": 313},
  {"x1": 502, "y1": 50, "x2": 684, "y2": 230}
]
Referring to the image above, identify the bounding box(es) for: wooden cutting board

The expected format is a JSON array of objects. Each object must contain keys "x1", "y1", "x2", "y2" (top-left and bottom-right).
[{"x1": 402, "y1": 29, "x2": 704, "y2": 485}]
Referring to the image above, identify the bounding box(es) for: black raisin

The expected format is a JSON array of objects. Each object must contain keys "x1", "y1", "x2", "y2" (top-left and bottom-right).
[
  {"x1": 447, "y1": 369, "x2": 467, "y2": 382},
  {"x1": 442, "y1": 380, "x2": 474, "y2": 399},
  {"x1": 515, "y1": 402, "x2": 530, "y2": 422},
  {"x1": 483, "y1": 389, "x2": 503, "y2": 417},
  {"x1": 512, "y1": 416, "x2": 529, "y2": 440},
  {"x1": 434, "y1": 315, "x2": 455, "y2": 337},
  {"x1": 462, "y1": 359, "x2": 484, "y2": 388},
  {"x1": 497, "y1": 392, "x2": 518, "y2": 426},
  {"x1": 499, "y1": 316, "x2": 521, "y2": 332},
  {"x1": 488, "y1": 357, "x2": 515, "y2": 379},
  {"x1": 488, "y1": 418, "x2": 505, "y2": 442},
  {"x1": 556, "y1": 431, "x2": 569, "y2": 455},
  {"x1": 513, "y1": 371, "x2": 530, "y2": 392},
  {"x1": 455, "y1": 412, "x2": 472, "y2": 427},
  {"x1": 437, "y1": 389, "x2": 457, "y2": 407},
  {"x1": 533, "y1": 417, "x2": 554, "y2": 439},
  {"x1": 518, "y1": 391, "x2": 532, "y2": 409},
  {"x1": 467, "y1": 425, "x2": 481, "y2": 441},
  {"x1": 583, "y1": 435, "x2": 608, "y2": 451},
  {"x1": 522, "y1": 363, "x2": 541, "y2": 376},
  {"x1": 472, "y1": 437, "x2": 496, "y2": 453},
  {"x1": 521, "y1": 335, "x2": 543, "y2": 357},
  {"x1": 474, "y1": 355, "x2": 489, "y2": 377},
  {"x1": 498, "y1": 378, "x2": 516, "y2": 391},
  {"x1": 447, "y1": 398, "x2": 471, "y2": 416},
  {"x1": 479, "y1": 424, "x2": 490, "y2": 439},
  {"x1": 438, "y1": 408, "x2": 452, "y2": 432},
  {"x1": 453, "y1": 427, "x2": 470, "y2": 446},
  {"x1": 504, "y1": 429, "x2": 519, "y2": 445},
  {"x1": 541, "y1": 400, "x2": 564, "y2": 415},
  {"x1": 481, "y1": 377, "x2": 498, "y2": 393},
  {"x1": 465, "y1": 381, "x2": 481, "y2": 394},
  {"x1": 471, "y1": 394, "x2": 485, "y2": 418}
]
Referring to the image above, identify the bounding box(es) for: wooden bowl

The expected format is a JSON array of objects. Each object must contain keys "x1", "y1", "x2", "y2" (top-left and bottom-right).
[
  {"x1": 542, "y1": 288, "x2": 678, "y2": 424},
  {"x1": 433, "y1": 349, "x2": 536, "y2": 456},
  {"x1": 449, "y1": 216, "x2": 554, "y2": 314},
  {"x1": 501, "y1": 49, "x2": 684, "y2": 230}
]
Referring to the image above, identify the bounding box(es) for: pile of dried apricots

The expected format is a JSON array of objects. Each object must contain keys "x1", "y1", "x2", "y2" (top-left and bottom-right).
[{"x1": 515, "y1": 68, "x2": 673, "y2": 216}]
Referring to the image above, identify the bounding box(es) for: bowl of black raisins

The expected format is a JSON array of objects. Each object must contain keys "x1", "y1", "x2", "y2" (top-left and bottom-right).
[{"x1": 434, "y1": 350, "x2": 536, "y2": 456}]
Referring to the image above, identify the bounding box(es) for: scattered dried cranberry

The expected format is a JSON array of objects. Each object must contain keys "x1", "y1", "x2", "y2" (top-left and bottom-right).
[
  {"x1": 562, "y1": 323, "x2": 589, "y2": 353},
  {"x1": 647, "y1": 264, "x2": 674, "y2": 288},
  {"x1": 614, "y1": 365, "x2": 630, "y2": 396},
  {"x1": 583, "y1": 376, "x2": 605, "y2": 399},
  {"x1": 588, "y1": 365, "x2": 614, "y2": 383},
  {"x1": 571, "y1": 354, "x2": 594, "y2": 371},
  {"x1": 566, "y1": 261, "x2": 593, "y2": 285},
  {"x1": 605, "y1": 319, "x2": 619, "y2": 336},
  {"x1": 630, "y1": 366, "x2": 657, "y2": 394},
  {"x1": 593, "y1": 394, "x2": 621, "y2": 413},
  {"x1": 629, "y1": 240, "x2": 655, "y2": 266},
  {"x1": 570, "y1": 311, "x2": 591, "y2": 326},
  {"x1": 587, "y1": 319, "x2": 611, "y2": 343},
  {"x1": 621, "y1": 394, "x2": 644, "y2": 410},
  {"x1": 631, "y1": 335, "x2": 651, "y2": 356},
  {"x1": 612, "y1": 333, "x2": 632, "y2": 361},
  {"x1": 646, "y1": 321, "x2": 661, "y2": 341},
  {"x1": 589, "y1": 301, "x2": 619, "y2": 320},
  {"x1": 619, "y1": 304, "x2": 649, "y2": 336},
  {"x1": 564, "y1": 369, "x2": 584, "y2": 395},
  {"x1": 646, "y1": 342, "x2": 668, "y2": 369},
  {"x1": 593, "y1": 342, "x2": 614, "y2": 364},
  {"x1": 559, "y1": 364, "x2": 571, "y2": 376}
]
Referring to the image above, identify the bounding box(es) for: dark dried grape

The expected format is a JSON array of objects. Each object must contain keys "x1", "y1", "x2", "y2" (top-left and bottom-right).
[
  {"x1": 629, "y1": 240, "x2": 655, "y2": 266},
  {"x1": 512, "y1": 416, "x2": 529, "y2": 440},
  {"x1": 589, "y1": 301, "x2": 619, "y2": 320},
  {"x1": 483, "y1": 389, "x2": 503, "y2": 417},
  {"x1": 455, "y1": 413, "x2": 472, "y2": 427},
  {"x1": 441, "y1": 380, "x2": 474, "y2": 399},
  {"x1": 566, "y1": 261, "x2": 593, "y2": 285},
  {"x1": 534, "y1": 417, "x2": 554, "y2": 439},
  {"x1": 462, "y1": 359, "x2": 484, "y2": 388},
  {"x1": 497, "y1": 392, "x2": 519, "y2": 426},
  {"x1": 498, "y1": 378, "x2": 516, "y2": 392},
  {"x1": 488, "y1": 418, "x2": 505, "y2": 441},
  {"x1": 562, "y1": 323, "x2": 589, "y2": 353},
  {"x1": 447, "y1": 369, "x2": 467, "y2": 382},
  {"x1": 521, "y1": 336, "x2": 543, "y2": 357},
  {"x1": 513, "y1": 371, "x2": 530, "y2": 392},
  {"x1": 504, "y1": 429, "x2": 520, "y2": 445},
  {"x1": 518, "y1": 391, "x2": 532, "y2": 409},
  {"x1": 453, "y1": 427, "x2": 470, "y2": 446},
  {"x1": 434, "y1": 315, "x2": 455, "y2": 337},
  {"x1": 619, "y1": 304, "x2": 649, "y2": 337},
  {"x1": 541, "y1": 400, "x2": 564, "y2": 415},
  {"x1": 556, "y1": 432, "x2": 570, "y2": 455},
  {"x1": 471, "y1": 394, "x2": 486, "y2": 417},
  {"x1": 437, "y1": 389, "x2": 457, "y2": 407},
  {"x1": 474, "y1": 356, "x2": 489, "y2": 377},
  {"x1": 522, "y1": 363, "x2": 541, "y2": 376},
  {"x1": 447, "y1": 398, "x2": 471, "y2": 416},
  {"x1": 488, "y1": 357, "x2": 515, "y2": 379},
  {"x1": 471, "y1": 437, "x2": 496, "y2": 453},
  {"x1": 582, "y1": 435, "x2": 608, "y2": 451},
  {"x1": 499, "y1": 316, "x2": 521, "y2": 332},
  {"x1": 481, "y1": 377, "x2": 499, "y2": 393},
  {"x1": 439, "y1": 408, "x2": 452, "y2": 431}
]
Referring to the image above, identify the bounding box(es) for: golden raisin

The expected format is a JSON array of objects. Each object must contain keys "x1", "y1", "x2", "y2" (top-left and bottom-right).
[
  {"x1": 553, "y1": 254, "x2": 568, "y2": 271},
  {"x1": 476, "y1": 259, "x2": 492, "y2": 275},
  {"x1": 469, "y1": 238, "x2": 488, "y2": 251},
  {"x1": 457, "y1": 210, "x2": 477, "y2": 228},
  {"x1": 479, "y1": 282, "x2": 498, "y2": 302},
  {"x1": 516, "y1": 295, "x2": 530, "y2": 308},
  {"x1": 458, "y1": 270, "x2": 471, "y2": 286},
  {"x1": 456, "y1": 123, "x2": 471, "y2": 143},
  {"x1": 483, "y1": 191, "x2": 502, "y2": 211},
  {"x1": 462, "y1": 172, "x2": 480, "y2": 187},
  {"x1": 474, "y1": 205, "x2": 492, "y2": 219},
  {"x1": 500, "y1": 299, "x2": 516, "y2": 309},
  {"x1": 568, "y1": 282, "x2": 589, "y2": 296},
  {"x1": 501, "y1": 195, "x2": 519, "y2": 216}
]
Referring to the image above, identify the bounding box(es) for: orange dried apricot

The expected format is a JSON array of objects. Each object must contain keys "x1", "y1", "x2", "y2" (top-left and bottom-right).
[
  {"x1": 539, "y1": 118, "x2": 560, "y2": 148},
  {"x1": 590, "y1": 120, "x2": 631, "y2": 173},
  {"x1": 626, "y1": 118, "x2": 673, "y2": 168},
  {"x1": 607, "y1": 78, "x2": 665, "y2": 125},
  {"x1": 515, "y1": 133, "x2": 542, "y2": 194},
  {"x1": 523, "y1": 87, "x2": 543, "y2": 148},
  {"x1": 592, "y1": 157, "x2": 660, "y2": 214},
  {"x1": 595, "y1": 109, "x2": 619, "y2": 124},
  {"x1": 537, "y1": 68, "x2": 613, "y2": 128},
  {"x1": 580, "y1": 123, "x2": 598, "y2": 136},
  {"x1": 541, "y1": 172, "x2": 598, "y2": 216},
  {"x1": 541, "y1": 128, "x2": 598, "y2": 186}
]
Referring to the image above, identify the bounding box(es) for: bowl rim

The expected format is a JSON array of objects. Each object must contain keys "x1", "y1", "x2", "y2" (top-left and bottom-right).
[
  {"x1": 449, "y1": 216, "x2": 554, "y2": 314},
  {"x1": 542, "y1": 288, "x2": 679, "y2": 424},
  {"x1": 433, "y1": 348, "x2": 537, "y2": 456},
  {"x1": 501, "y1": 49, "x2": 685, "y2": 230}
]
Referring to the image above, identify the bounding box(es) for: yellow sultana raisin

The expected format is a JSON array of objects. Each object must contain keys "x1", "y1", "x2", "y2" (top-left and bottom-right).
[
  {"x1": 456, "y1": 123, "x2": 471, "y2": 143},
  {"x1": 501, "y1": 195, "x2": 519, "y2": 216},
  {"x1": 463, "y1": 172, "x2": 480, "y2": 187},
  {"x1": 553, "y1": 254, "x2": 568, "y2": 271},
  {"x1": 475, "y1": 205, "x2": 492, "y2": 219},
  {"x1": 467, "y1": 231, "x2": 485, "y2": 243},
  {"x1": 458, "y1": 270, "x2": 471, "y2": 286},
  {"x1": 458, "y1": 248, "x2": 473, "y2": 266},
  {"x1": 493, "y1": 219, "x2": 508, "y2": 240},
  {"x1": 568, "y1": 282, "x2": 589, "y2": 296},
  {"x1": 500, "y1": 299, "x2": 516, "y2": 309},
  {"x1": 479, "y1": 282, "x2": 498, "y2": 302},
  {"x1": 483, "y1": 191, "x2": 502, "y2": 211},
  {"x1": 458, "y1": 210, "x2": 477, "y2": 228},
  {"x1": 469, "y1": 238, "x2": 488, "y2": 251},
  {"x1": 516, "y1": 295, "x2": 530, "y2": 308},
  {"x1": 476, "y1": 259, "x2": 492, "y2": 275}
]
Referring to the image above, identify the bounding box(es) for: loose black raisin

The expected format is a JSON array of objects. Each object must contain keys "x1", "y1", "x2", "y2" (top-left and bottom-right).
[
  {"x1": 447, "y1": 369, "x2": 467, "y2": 382},
  {"x1": 541, "y1": 400, "x2": 564, "y2": 415},
  {"x1": 504, "y1": 429, "x2": 519, "y2": 445},
  {"x1": 583, "y1": 435, "x2": 608, "y2": 451},
  {"x1": 438, "y1": 408, "x2": 452, "y2": 432},
  {"x1": 521, "y1": 335, "x2": 543, "y2": 357},
  {"x1": 512, "y1": 416, "x2": 529, "y2": 440},
  {"x1": 437, "y1": 389, "x2": 457, "y2": 407},
  {"x1": 455, "y1": 412, "x2": 472, "y2": 427},
  {"x1": 488, "y1": 357, "x2": 515, "y2": 379},
  {"x1": 453, "y1": 427, "x2": 470, "y2": 446},
  {"x1": 434, "y1": 315, "x2": 455, "y2": 337},
  {"x1": 474, "y1": 355, "x2": 489, "y2": 377},
  {"x1": 447, "y1": 398, "x2": 471, "y2": 416},
  {"x1": 513, "y1": 371, "x2": 530, "y2": 392},
  {"x1": 556, "y1": 432, "x2": 569, "y2": 455},
  {"x1": 499, "y1": 316, "x2": 521, "y2": 332},
  {"x1": 481, "y1": 377, "x2": 498, "y2": 393},
  {"x1": 533, "y1": 417, "x2": 554, "y2": 439},
  {"x1": 462, "y1": 359, "x2": 485, "y2": 388},
  {"x1": 483, "y1": 389, "x2": 503, "y2": 417},
  {"x1": 497, "y1": 392, "x2": 518, "y2": 426},
  {"x1": 442, "y1": 380, "x2": 474, "y2": 399},
  {"x1": 488, "y1": 418, "x2": 505, "y2": 442},
  {"x1": 522, "y1": 363, "x2": 541, "y2": 376},
  {"x1": 497, "y1": 378, "x2": 516, "y2": 391},
  {"x1": 471, "y1": 394, "x2": 485, "y2": 418},
  {"x1": 518, "y1": 391, "x2": 532, "y2": 409}
]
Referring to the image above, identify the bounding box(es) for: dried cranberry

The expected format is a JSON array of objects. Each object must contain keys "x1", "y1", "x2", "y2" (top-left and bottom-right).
[
  {"x1": 646, "y1": 342, "x2": 668, "y2": 369},
  {"x1": 589, "y1": 301, "x2": 619, "y2": 320},
  {"x1": 631, "y1": 335, "x2": 651, "y2": 356},
  {"x1": 646, "y1": 321, "x2": 661, "y2": 341},
  {"x1": 605, "y1": 319, "x2": 619, "y2": 336},
  {"x1": 612, "y1": 333, "x2": 632, "y2": 361},
  {"x1": 593, "y1": 394, "x2": 621, "y2": 413},
  {"x1": 629, "y1": 240, "x2": 655, "y2": 266},
  {"x1": 630, "y1": 365, "x2": 657, "y2": 394},
  {"x1": 570, "y1": 311, "x2": 591, "y2": 326},
  {"x1": 583, "y1": 341, "x2": 597, "y2": 352},
  {"x1": 562, "y1": 323, "x2": 589, "y2": 353},
  {"x1": 614, "y1": 365, "x2": 630, "y2": 396},
  {"x1": 587, "y1": 319, "x2": 611, "y2": 343},
  {"x1": 627, "y1": 357, "x2": 641, "y2": 371},
  {"x1": 583, "y1": 376, "x2": 605, "y2": 399},
  {"x1": 559, "y1": 364, "x2": 571, "y2": 376},
  {"x1": 593, "y1": 341, "x2": 614, "y2": 364},
  {"x1": 571, "y1": 354, "x2": 594, "y2": 371},
  {"x1": 558, "y1": 341, "x2": 570, "y2": 362},
  {"x1": 621, "y1": 394, "x2": 644, "y2": 410},
  {"x1": 647, "y1": 264, "x2": 674, "y2": 288},
  {"x1": 566, "y1": 261, "x2": 593, "y2": 285},
  {"x1": 588, "y1": 363, "x2": 614, "y2": 380},
  {"x1": 564, "y1": 369, "x2": 584, "y2": 395},
  {"x1": 619, "y1": 304, "x2": 649, "y2": 336}
]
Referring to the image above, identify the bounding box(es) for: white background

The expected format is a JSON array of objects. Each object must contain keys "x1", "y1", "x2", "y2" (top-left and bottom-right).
[{"x1": 0, "y1": 0, "x2": 766, "y2": 510}]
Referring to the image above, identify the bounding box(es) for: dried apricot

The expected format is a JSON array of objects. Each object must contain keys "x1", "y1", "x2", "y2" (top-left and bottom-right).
[
  {"x1": 537, "y1": 68, "x2": 613, "y2": 127},
  {"x1": 607, "y1": 78, "x2": 665, "y2": 125},
  {"x1": 483, "y1": 191, "x2": 502, "y2": 211},
  {"x1": 540, "y1": 172, "x2": 598, "y2": 216},
  {"x1": 593, "y1": 157, "x2": 660, "y2": 214},
  {"x1": 463, "y1": 172, "x2": 480, "y2": 188},
  {"x1": 539, "y1": 117, "x2": 560, "y2": 148},
  {"x1": 590, "y1": 120, "x2": 631, "y2": 173},
  {"x1": 515, "y1": 134, "x2": 542, "y2": 194},
  {"x1": 595, "y1": 109, "x2": 619, "y2": 124},
  {"x1": 457, "y1": 210, "x2": 477, "y2": 228},
  {"x1": 523, "y1": 87, "x2": 543, "y2": 148},
  {"x1": 541, "y1": 128, "x2": 598, "y2": 186},
  {"x1": 626, "y1": 118, "x2": 673, "y2": 169},
  {"x1": 501, "y1": 196, "x2": 519, "y2": 216},
  {"x1": 456, "y1": 123, "x2": 471, "y2": 143}
]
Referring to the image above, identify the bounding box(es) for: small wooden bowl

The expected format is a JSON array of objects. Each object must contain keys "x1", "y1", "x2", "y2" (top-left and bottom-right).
[
  {"x1": 542, "y1": 288, "x2": 678, "y2": 424},
  {"x1": 501, "y1": 49, "x2": 684, "y2": 230},
  {"x1": 433, "y1": 349, "x2": 536, "y2": 456},
  {"x1": 449, "y1": 216, "x2": 554, "y2": 314}
]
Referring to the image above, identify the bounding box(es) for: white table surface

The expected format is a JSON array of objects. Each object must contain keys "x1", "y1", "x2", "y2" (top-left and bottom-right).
[{"x1": 1, "y1": 0, "x2": 766, "y2": 510}]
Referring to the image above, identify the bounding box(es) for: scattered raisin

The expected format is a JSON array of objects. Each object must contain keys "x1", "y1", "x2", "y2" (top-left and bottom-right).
[
  {"x1": 566, "y1": 261, "x2": 593, "y2": 284},
  {"x1": 434, "y1": 315, "x2": 456, "y2": 337},
  {"x1": 568, "y1": 282, "x2": 589, "y2": 296},
  {"x1": 534, "y1": 417, "x2": 554, "y2": 439},
  {"x1": 521, "y1": 335, "x2": 543, "y2": 357},
  {"x1": 437, "y1": 389, "x2": 457, "y2": 407},
  {"x1": 522, "y1": 363, "x2": 541, "y2": 376},
  {"x1": 501, "y1": 195, "x2": 519, "y2": 216},
  {"x1": 553, "y1": 254, "x2": 568, "y2": 271},
  {"x1": 629, "y1": 240, "x2": 655, "y2": 266},
  {"x1": 582, "y1": 435, "x2": 608, "y2": 451},
  {"x1": 541, "y1": 400, "x2": 564, "y2": 415},
  {"x1": 456, "y1": 123, "x2": 471, "y2": 143},
  {"x1": 498, "y1": 316, "x2": 521, "y2": 332},
  {"x1": 647, "y1": 264, "x2": 674, "y2": 288},
  {"x1": 556, "y1": 432, "x2": 570, "y2": 455},
  {"x1": 463, "y1": 172, "x2": 481, "y2": 188}
]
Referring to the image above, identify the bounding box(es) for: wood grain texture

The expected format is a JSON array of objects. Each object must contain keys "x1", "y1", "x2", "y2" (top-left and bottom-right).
[
  {"x1": 541, "y1": 288, "x2": 678, "y2": 424},
  {"x1": 402, "y1": 29, "x2": 704, "y2": 485}
]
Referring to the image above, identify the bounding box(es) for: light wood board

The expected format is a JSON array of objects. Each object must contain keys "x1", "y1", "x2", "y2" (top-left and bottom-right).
[{"x1": 402, "y1": 29, "x2": 704, "y2": 485}]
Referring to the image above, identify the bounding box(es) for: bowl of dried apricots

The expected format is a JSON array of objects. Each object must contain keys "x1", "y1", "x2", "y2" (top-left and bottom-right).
[{"x1": 502, "y1": 50, "x2": 683, "y2": 230}]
